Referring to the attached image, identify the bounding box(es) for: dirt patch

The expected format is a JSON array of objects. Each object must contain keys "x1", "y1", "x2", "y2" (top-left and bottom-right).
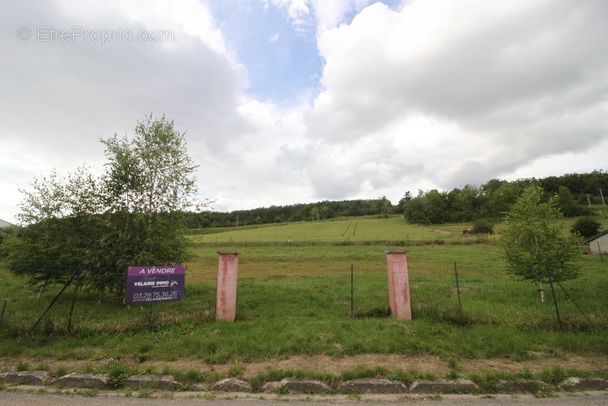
[
  {"x1": 2, "y1": 353, "x2": 607, "y2": 378},
  {"x1": 462, "y1": 354, "x2": 608, "y2": 374}
]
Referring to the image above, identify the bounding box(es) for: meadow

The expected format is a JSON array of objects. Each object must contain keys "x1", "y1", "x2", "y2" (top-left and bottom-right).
[
  {"x1": 0, "y1": 215, "x2": 607, "y2": 370},
  {"x1": 188, "y1": 216, "x2": 486, "y2": 245}
]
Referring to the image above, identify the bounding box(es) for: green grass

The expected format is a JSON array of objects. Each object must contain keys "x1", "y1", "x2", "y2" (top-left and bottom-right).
[
  {"x1": 187, "y1": 212, "x2": 608, "y2": 246},
  {"x1": 188, "y1": 216, "x2": 467, "y2": 244},
  {"x1": 0, "y1": 240, "x2": 607, "y2": 364},
  {"x1": 0, "y1": 215, "x2": 607, "y2": 366}
]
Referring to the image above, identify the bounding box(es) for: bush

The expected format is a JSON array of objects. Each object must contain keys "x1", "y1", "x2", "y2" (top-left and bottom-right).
[
  {"x1": 0, "y1": 227, "x2": 16, "y2": 258},
  {"x1": 472, "y1": 220, "x2": 494, "y2": 234},
  {"x1": 571, "y1": 217, "x2": 601, "y2": 238}
]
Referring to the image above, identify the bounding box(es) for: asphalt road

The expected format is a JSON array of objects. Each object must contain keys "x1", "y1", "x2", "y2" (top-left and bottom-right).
[{"x1": 1, "y1": 392, "x2": 607, "y2": 406}]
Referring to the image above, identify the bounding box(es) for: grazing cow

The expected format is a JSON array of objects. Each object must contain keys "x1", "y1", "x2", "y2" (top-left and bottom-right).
[{"x1": 462, "y1": 229, "x2": 472, "y2": 235}]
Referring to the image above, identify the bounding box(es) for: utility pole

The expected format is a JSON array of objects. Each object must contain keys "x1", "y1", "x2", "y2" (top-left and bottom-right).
[
  {"x1": 600, "y1": 189, "x2": 606, "y2": 206},
  {"x1": 587, "y1": 194, "x2": 591, "y2": 206}
]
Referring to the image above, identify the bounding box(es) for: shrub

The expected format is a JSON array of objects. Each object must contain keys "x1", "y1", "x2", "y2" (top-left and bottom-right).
[
  {"x1": 472, "y1": 220, "x2": 494, "y2": 234},
  {"x1": 571, "y1": 217, "x2": 601, "y2": 238}
]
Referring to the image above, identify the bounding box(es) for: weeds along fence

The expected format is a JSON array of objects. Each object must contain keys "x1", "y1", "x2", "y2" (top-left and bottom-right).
[
  {"x1": 1, "y1": 253, "x2": 607, "y2": 335},
  {"x1": 204, "y1": 256, "x2": 608, "y2": 329}
]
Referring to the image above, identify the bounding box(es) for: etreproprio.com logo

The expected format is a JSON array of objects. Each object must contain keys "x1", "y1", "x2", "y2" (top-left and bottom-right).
[{"x1": 16, "y1": 26, "x2": 174, "y2": 44}]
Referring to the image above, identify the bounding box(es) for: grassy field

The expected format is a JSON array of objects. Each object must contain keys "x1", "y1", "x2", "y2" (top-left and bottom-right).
[
  {"x1": 0, "y1": 214, "x2": 607, "y2": 380},
  {"x1": 187, "y1": 212, "x2": 608, "y2": 245},
  {"x1": 188, "y1": 216, "x2": 479, "y2": 244},
  {"x1": 0, "y1": 239, "x2": 607, "y2": 367}
]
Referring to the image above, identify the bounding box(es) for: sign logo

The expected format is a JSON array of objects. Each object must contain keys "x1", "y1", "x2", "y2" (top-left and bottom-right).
[{"x1": 125, "y1": 266, "x2": 185, "y2": 305}]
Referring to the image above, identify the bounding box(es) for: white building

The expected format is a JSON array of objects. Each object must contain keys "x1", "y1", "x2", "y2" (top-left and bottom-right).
[{"x1": 584, "y1": 230, "x2": 608, "y2": 255}]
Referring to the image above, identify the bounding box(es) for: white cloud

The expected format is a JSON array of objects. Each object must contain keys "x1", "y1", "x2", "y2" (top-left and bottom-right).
[
  {"x1": 301, "y1": 0, "x2": 608, "y2": 198},
  {"x1": 0, "y1": 0, "x2": 296, "y2": 221},
  {"x1": 58, "y1": 0, "x2": 223, "y2": 45},
  {"x1": 1, "y1": 0, "x2": 607, "y2": 221}
]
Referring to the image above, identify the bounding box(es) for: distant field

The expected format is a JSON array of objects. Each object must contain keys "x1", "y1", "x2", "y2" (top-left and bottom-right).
[
  {"x1": 188, "y1": 216, "x2": 475, "y2": 244},
  {"x1": 187, "y1": 211, "x2": 608, "y2": 246}
]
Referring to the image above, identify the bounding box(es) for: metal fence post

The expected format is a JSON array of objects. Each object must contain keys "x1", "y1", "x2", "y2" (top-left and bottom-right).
[
  {"x1": 350, "y1": 264, "x2": 354, "y2": 318},
  {"x1": 548, "y1": 273, "x2": 562, "y2": 330},
  {"x1": 454, "y1": 262, "x2": 463, "y2": 316},
  {"x1": 0, "y1": 299, "x2": 7, "y2": 327}
]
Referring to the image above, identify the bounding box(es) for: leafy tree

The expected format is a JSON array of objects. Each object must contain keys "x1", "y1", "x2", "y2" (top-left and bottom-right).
[
  {"x1": 0, "y1": 226, "x2": 16, "y2": 258},
  {"x1": 571, "y1": 217, "x2": 601, "y2": 238},
  {"x1": 377, "y1": 196, "x2": 392, "y2": 218},
  {"x1": 480, "y1": 181, "x2": 523, "y2": 219},
  {"x1": 502, "y1": 185, "x2": 581, "y2": 300},
  {"x1": 95, "y1": 115, "x2": 200, "y2": 291},
  {"x1": 7, "y1": 115, "x2": 200, "y2": 294},
  {"x1": 556, "y1": 186, "x2": 590, "y2": 217},
  {"x1": 6, "y1": 167, "x2": 107, "y2": 290},
  {"x1": 397, "y1": 191, "x2": 412, "y2": 210},
  {"x1": 101, "y1": 115, "x2": 199, "y2": 214}
]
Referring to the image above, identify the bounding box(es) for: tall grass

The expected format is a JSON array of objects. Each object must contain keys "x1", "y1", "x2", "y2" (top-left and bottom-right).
[{"x1": 0, "y1": 244, "x2": 606, "y2": 363}]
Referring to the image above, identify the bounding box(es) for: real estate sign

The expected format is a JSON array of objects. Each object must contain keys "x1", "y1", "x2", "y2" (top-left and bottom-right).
[{"x1": 126, "y1": 266, "x2": 185, "y2": 305}]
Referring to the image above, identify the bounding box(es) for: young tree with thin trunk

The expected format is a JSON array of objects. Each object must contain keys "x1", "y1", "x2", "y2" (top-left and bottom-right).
[{"x1": 502, "y1": 185, "x2": 580, "y2": 302}]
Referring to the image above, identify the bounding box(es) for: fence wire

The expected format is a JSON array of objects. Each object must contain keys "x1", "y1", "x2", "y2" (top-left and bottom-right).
[{"x1": 1, "y1": 250, "x2": 607, "y2": 334}]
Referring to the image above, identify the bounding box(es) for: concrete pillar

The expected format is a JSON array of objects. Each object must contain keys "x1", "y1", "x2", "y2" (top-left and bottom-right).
[
  {"x1": 216, "y1": 251, "x2": 239, "y2": 322},
  {"x1": 386, "y1": 251, "x2": 412, "y2": 320}
]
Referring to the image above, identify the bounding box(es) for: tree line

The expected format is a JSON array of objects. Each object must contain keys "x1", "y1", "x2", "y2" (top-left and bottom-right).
[
  {"x1": 182, "y1": 197, "x2": 395, "y2": 228},
  {"x1": 180, "y1": 171, "x2": 607, "y2": 228},
  {"x1": 402, "y1": 172, "x2": 607, "y2": 225}
]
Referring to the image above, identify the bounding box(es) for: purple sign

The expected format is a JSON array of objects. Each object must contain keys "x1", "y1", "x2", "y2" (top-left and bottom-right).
[{"x1": 125, "y1": 266, "x2": 185, "y2": 305}]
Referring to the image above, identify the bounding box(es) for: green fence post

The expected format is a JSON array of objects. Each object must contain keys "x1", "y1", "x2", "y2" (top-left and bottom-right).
[
  {"x1": 548, "y1": 273, "x2": 562, "y2": 330},
  {"x1": 454, "y1": 262, "x2": 463, "y2": 316},
  {"x1": 0, "y1": 299, "x2": 7, "y2": 327},
  {"x1": 350, "y1": 264, "x2": 354, "y2": 318}
]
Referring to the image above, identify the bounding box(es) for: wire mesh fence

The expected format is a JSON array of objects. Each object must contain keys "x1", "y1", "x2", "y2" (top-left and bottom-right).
[{"x1": 1, "y1": 248, "x2": 607, "y2": 335}]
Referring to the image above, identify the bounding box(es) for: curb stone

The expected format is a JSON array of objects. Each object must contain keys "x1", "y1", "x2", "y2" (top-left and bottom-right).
[
  {"x1": 262, "y1": 381, "x2": 283, "y2": 393},
  {"x1": 51, "y1": 373, "x2": 109, "y2": 389},
  {"x1": 3, "y1": 371, "x2": 49, "y2": 386},
  {"x1": 187, "y1": 383, "x2": 209, "y2": 392},
  {"x1": 339, "y1": 378, "x2": 409, "y2": 394},
  {"x1": 409, "y1": 378, "x2": 478, "y2": 394},
  {"x1": 5, "y1": 369, "x2": 608, "y2": 396},
  {"x1": 559, "y1": 377, "x2": 608, "y2": 391},
  {"x1": 212, "y1": 378, "x2": 251, "y2": 392},
  {"x1": 280, "y1": 378, "x2": 331, "y2": 394},
  {"x1": 123, "y1": 374, "x2": 182, "y2": 391},
  {"x1": 496, "y1": 379, "x2": 552, "y2": 393}
]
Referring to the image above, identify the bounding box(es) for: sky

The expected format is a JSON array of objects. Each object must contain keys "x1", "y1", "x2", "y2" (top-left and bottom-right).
[{"x1": 1, "y1": 0, "x2": 607, "y2": 222}]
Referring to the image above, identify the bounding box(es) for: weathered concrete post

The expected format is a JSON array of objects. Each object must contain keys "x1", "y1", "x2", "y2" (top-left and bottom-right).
[
  {"x1": 386, "y1": 251, "x2": 412, "y2": 320},
  {"x1": 216, "y1": 251, "x2": 239, "y2": 322}
]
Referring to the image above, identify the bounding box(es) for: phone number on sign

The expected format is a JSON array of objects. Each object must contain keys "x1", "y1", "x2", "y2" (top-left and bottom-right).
[{"x1": 132, "y1": 291, "x2": 178, "y2": 301}]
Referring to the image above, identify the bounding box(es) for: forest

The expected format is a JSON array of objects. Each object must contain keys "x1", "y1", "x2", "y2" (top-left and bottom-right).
[{"x1": 183, "y1": 171, "x2": 608, "y2": 227}]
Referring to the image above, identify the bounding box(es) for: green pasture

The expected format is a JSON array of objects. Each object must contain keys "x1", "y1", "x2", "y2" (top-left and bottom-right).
[
  {"x1": 188, "y1": 216, "x2": 475, "y2": 244},
  {"x1": 187, "y1": 212, "x2": 608, "y2": 245},
  {"x1": 0, "y1": 242, "x2": 606, "y2": 364}
]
